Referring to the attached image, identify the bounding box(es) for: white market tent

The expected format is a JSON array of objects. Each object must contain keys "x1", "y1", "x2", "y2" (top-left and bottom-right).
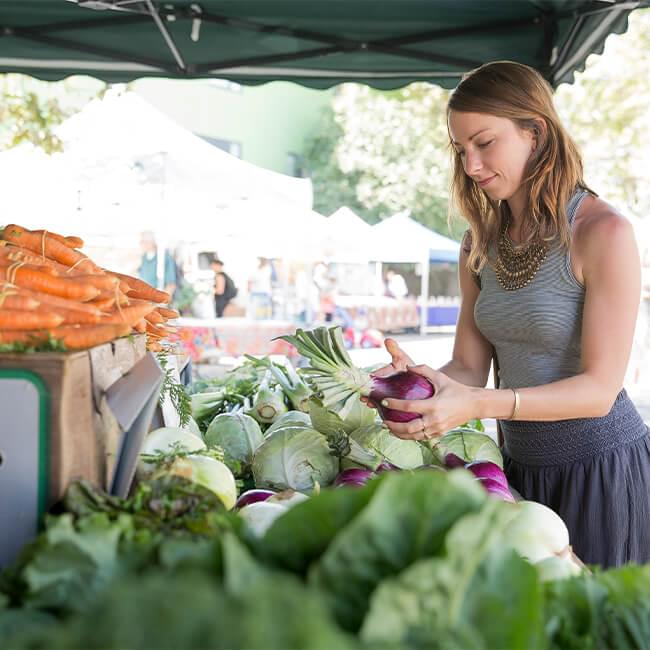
[
  {"x1": 372, "y1": 211, "x2": 460, "y2": 264},
  {"x1": 372, "y1": 211, "x2": 461, "y2": 333},
  {"x1": 0, "y1": 91, "x2": 366, "y2": 275}
]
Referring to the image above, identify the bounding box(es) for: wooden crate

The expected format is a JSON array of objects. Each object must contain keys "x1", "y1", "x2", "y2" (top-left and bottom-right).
[{"x1": 0, "y1": 335, "x2": 147, "y2": 504}]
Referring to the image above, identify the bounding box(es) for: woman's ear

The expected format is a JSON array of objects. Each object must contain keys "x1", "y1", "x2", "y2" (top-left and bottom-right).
[{"x1": 531, "y1": 118, "x2": 547, "y2": 151}]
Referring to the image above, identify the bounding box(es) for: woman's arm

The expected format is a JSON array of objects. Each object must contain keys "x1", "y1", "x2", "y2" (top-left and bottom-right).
[{"x1": 382, "y1": 208, "x2": 641, "y2": 439}]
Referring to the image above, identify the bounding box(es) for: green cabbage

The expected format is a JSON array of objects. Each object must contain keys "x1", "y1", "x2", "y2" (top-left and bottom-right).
[
  {"x1": 265, "y1": 410, "x2": 312, "y2": 437},
  {"x1": 434, "y1": 429, "x2": 503, "y2": 468},
  {"x1": 350, "y1": 424, "x2": 424, "y2": 469},
  {"x1": 204, "y1": 413, "x2": 264, "y2": 468},
  {"x1": 252, "y1": 425, "x2": 338, "y2": 492}
]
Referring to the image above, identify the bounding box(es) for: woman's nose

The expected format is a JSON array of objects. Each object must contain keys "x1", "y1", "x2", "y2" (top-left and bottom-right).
[{"x1": 464, "y1": 150, "x2": 482, "y2": 175}]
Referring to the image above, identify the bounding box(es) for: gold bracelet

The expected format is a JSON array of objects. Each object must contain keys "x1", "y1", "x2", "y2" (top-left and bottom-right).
[{"x1": 509, "y1": 388, "x2": 521, "y2": 420}]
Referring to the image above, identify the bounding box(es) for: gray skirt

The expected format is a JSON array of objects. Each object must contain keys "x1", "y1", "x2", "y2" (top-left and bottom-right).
[{"x1": 501, "y1": 389, "x2": 650, "y2": 568}]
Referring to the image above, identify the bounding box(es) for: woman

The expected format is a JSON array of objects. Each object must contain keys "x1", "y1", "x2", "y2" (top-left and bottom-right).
[{"x1": 374, "y1": 61, "x2": 649, "y2": 568}]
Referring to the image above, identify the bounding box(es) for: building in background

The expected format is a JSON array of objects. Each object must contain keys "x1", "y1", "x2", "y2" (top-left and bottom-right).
[{"x1": 131, "y1": 78, "x2": 333, "y2": 177}]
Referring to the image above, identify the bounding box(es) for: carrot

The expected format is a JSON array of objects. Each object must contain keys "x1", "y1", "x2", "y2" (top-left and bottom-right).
[
  {"x1": 0, "y1": 330, "x2": 46, "y2": 345},
  {"x1": 145, "y1": 321, "x2": 174, "y2": 338},
  {"x1": 4, "y1": 287, "x2": 102, "y2": 315},
  {"x1": 48, "y1": 323, "x2": 132, "y2": 349},
  {"x1": 53, "y1": 308, "x2": 102, "y2": 326},
  {"x1": 0, "y1": 309, "x2": 64, "y2": 330},
  {"x1": 133, "y1": 319, "x2": 147, "y2": 334},
  {"x1": 147, "y1": 340, "x2": 164, "y2": 352},
  {"x1": 0, "y1": 265, "x2": 100, "y2": 302},
  {"x1": 104, "y1": 270, "x2": 170, "y2": 304},
  {"x1": 71, "y1": 274, "x2": 119, "y2": 292},
  {"x1": 145, "y1": 310, "x2": 164, "y2": 325},
  {"x1": 101, "y1": 300, "x2": 156, "y2": 327},
  {"x1": 31, "y1": 229, "x2": 84, "y2": 249},
  {"x1": 0, "y1": 291, "x2": 40, "y2": 310},
  {"x1": 88, "y1": 296, "x2": 116, "y2": 312},
  {"x1": 156, "y1": 307, "x2": 180, "y2": 320},
  {"x1": 0, "y1": 257, "x2": 58, "y2": 276},
  {"x1": 2, "y1": 224, "x2": 98, "y2": 272}
]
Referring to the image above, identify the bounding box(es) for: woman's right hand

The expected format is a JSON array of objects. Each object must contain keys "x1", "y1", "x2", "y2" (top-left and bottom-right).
[
  {"x1": 372, "y1": 337, "x2": 415, "y2": 377},
  {"x1": 362, "y1": 338, "x2": 415, "y2": 406}
]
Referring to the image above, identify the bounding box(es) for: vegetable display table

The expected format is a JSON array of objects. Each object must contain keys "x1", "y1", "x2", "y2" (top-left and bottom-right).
[{"x1": 0, "y1": 335, "x2": 163, "y2": 566}]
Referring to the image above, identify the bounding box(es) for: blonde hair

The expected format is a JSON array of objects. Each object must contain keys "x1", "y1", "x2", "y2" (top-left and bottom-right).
[{"x1": 447, "y1": 60, "x2": 593, "y2": 274}]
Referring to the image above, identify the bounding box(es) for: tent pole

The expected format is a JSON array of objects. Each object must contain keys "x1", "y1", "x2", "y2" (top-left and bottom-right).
[{"x1": 420, "y1": 250, "x2": 430, "y2": 335}]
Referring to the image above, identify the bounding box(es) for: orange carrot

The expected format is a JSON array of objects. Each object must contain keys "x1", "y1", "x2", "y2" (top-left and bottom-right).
[
  {"x1": 0, "y1": 266, "x2": 100, "y2": 302},
  {"x1": 48, "y1": 323, "x2": 132, "y2": 349},
  {"x1": 145, "y1": 321, "x2": 173, "y2": 338},
  {"x1": 104, "y1": 270, "x2": 170, "y2": 304},
  {"x1": 0, "y1": 257, "x2": 58, "y2": 276},
  {"x1": 31, "y1": 229, "x2": 84, "y2": 249},
  {"x1": 71, "y1": 274, "x2": 119, "y2": 292},
  {"x1": 0, "y1": 291, "x2": 40, "y2": 310},
  {"x1": 145, "y1": 310, "x2": 164, "y2": 325},
  {"x1": 0, "y1": 309, "x2": 64, "y2": 330},
  {"x1": 89, "y1": 297, "x2": 116, "y2": 312},
  {"x1": 156, "y1": 307, "x2": 180, "y2": 320},
  {"x1": 0, "y1": 330, "x2": 46, "y2": 345},
  {"x1": 133, "y1": 319, "x2": 147, "y2": 334},
  {"x1": 101, "y1": 300, "x2": 156, "y2": 326},
  {"x1": 147, "y1": 340, "x2": 164, "y2": 352},
  {"x1": 2, "y1": 224, "x2": 98, "y2": 272},
  {"x1": 53, "y1": 308, "x2": 102, "y2": 326},
  {"x1": 4, "y1": 287, "x2": 102, "y2": 315}
]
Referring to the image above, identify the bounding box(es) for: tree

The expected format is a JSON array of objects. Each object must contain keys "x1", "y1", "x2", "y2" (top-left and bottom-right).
[
  {"x1": 554, "y1": 8, "x2": 650, "y2": 219},
  {"x1": 303, "y1": 7, "x2": 650, "y2": 234},
  {"x1": 0, "y1": 75, "x2": 69, "y2": 153},
  {"x1": 304, "y1": 83, "x2": 464, "y2": 238}
]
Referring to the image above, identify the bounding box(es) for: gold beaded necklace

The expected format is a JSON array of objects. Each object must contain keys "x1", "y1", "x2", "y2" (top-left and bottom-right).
[{"x1": 494, "y1": 217, "x2": 548, "y2": 291}]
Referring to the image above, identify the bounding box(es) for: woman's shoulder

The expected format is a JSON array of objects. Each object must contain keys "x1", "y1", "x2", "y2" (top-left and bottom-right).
[{"x1": 572, "y1": 194, "x2": 637, "y2": 264}]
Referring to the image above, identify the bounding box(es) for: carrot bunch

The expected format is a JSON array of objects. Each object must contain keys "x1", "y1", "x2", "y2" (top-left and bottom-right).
[{"x1": 0, "y1": 224, "x2": 180, "y2": 351}]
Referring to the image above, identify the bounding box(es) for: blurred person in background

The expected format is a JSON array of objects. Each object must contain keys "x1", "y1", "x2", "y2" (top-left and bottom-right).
[
  {"x1": 210, "y1": 255, "x2": 238, "y2": 318},
  {"x1": 138, "y1": 230, "x2": 177, "y2": 298},
  {"x1": 385, "y1": 268, "x2": 409, "y2": 299},
  {"x1": 248, "y1": 257, "x2": 273, "y2": 319}
]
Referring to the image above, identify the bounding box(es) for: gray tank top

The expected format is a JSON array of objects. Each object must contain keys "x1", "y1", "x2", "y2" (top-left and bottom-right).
[{"x1": 474, "y1": 189, "x2": 590, "y2": 389}]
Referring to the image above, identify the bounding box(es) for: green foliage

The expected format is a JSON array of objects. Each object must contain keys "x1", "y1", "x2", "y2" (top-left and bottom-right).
[
  {"x1": 309, "y1": 470, "x2": 486, "y2": 632},
  {"x1": 554, "y1": 8, "x2": 650, "y2": 218},
  {"x1": 157, "y1": 353, "x2": 192, "y2": 427}
]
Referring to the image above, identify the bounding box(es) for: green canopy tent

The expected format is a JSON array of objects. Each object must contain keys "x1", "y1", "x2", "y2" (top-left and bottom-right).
[{"x1": 0, "y1": 0, "x2": 648, "y2": 89}]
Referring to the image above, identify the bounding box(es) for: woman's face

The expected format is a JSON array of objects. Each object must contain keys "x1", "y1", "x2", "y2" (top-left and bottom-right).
[{"x1": 448, "y1": 111, "x2": 536, "y2": 201}]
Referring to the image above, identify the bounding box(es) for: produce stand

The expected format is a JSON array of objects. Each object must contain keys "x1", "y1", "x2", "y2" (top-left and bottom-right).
[{"x1": 0, "y1": 335, "x2": 164, "y2": 566}]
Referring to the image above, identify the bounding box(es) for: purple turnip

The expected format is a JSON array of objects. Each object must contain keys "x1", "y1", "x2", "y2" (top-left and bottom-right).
[
  {"x1": 444, "y1": 453, "x2": 466, "y2": 469},
  {"x1": 366, "y1": 371, "x2": 435, "y2": 423},
  {"x1": 477, "y1": 477, "x2": 516, "y2": 502},
  {"x1": 235, "y1": 489, "x2": 276, "y2": 509},
  {"x1": 334, "y1": 468, "x2": 375, "y2": 488},
  {"x1": 465, "y1": 461, "x2": 508, "y2": 488}
]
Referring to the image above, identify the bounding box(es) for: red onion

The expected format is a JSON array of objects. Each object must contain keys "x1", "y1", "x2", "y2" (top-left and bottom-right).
[
  {"x1": 465, "y1": 461, "x2": 508, "y2": 488},
  {"x1": 444, "y1": 453, "x2": 466, "y2": 469},
  {"x1": 235, "y1": 489, "x2": 276, "y2": 509},
  {"x1": 367, "y1": 371, "x2": 435, "y2": 423},
  {"x1": 334, "y1": 468, "x2": 375, "y2": 487},
  {"x1": 477, "y1": 477, "x2": 515, "y2": 502}
]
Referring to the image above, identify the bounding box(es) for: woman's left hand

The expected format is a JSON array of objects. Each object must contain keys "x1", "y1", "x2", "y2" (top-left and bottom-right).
[{"x1": 380, "y1": 365, "x2": 479, "y2": 441}]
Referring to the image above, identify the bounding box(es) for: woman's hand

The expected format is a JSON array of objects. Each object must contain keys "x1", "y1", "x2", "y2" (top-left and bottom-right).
[
  {"x1": 380, "y1": 365, "x2": 480, "y2": 441},
  {"x1": 361, "y1": 338, "x2": 414, "y2": 407}
]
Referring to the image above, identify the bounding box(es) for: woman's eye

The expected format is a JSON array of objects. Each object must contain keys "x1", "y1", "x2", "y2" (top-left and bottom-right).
[{"x1": 477, "y1": 140, "x2": 494, "y2": 149}]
